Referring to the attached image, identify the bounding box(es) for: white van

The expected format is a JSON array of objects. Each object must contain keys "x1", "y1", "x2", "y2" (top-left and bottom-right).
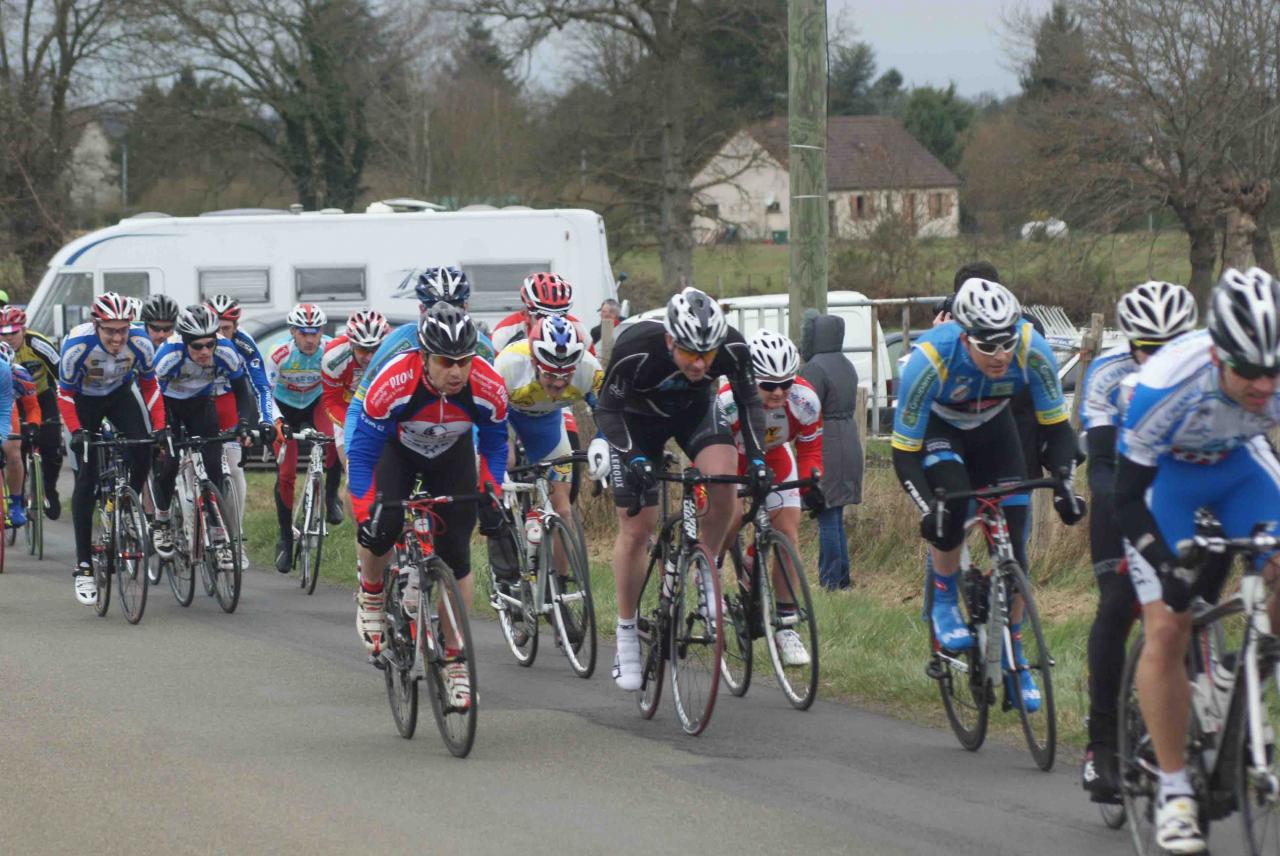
[{"x1": 26, "y1": 204, "x2": 617, "y2": 339}]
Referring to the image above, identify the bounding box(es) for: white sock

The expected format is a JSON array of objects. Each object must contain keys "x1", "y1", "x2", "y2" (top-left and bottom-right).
[
  {"x1": 1158, "y1": 768, "x2": 1193, "y2": 804},
  {"x1": 616, "y1": 617, "x2": 637, "y2": 638},
  {"x1": 156, "y1": 509, "x2": 170, "y2": 523}
]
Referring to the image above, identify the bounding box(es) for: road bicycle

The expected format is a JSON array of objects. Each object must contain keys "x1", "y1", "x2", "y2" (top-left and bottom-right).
[
  {"x1": 489, "y1": 451, "x2": 596, "y2": 678},
  {"x1": 371, "y1": 488, "x2": 485, "y2": 758},
  {"x1": 720, "y1": 470, "x2": 823, "y2": 710},
  {"x1": 283, "y1": 427, "x2": 334, "y2": 595},
  {"x1": 87, "y1": 435, "x2": 154, "y2": 624},
  {"x1": 1118, "y1": 522, "x2": 1280, "y2": 856},
  {"x1": 632, "y1": 456, "x2": 743, "y2": 736},
  {"x1": 924, "y1": 476, "x2": 1065, "y2": 771},
  {"x1": 159, "y1": 432, "x2": 244, "y2": 613},
  {"x1": 11, "y1": 427, "x2": 42, "y2": 560}
]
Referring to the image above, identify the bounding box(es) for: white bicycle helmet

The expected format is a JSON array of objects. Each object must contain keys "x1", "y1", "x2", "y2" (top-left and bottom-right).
[
  {"x1": 286, "y1": 303, "x2": 327, "y2": 330},
  {"x1": 1116, "y1": 281, "x2": 1198, "y2": 341},
  {"x1": 749, "y1": 329, "x2": 800, "y2": 381},
  {"x1": 1208, "y1": 267, "x2": 1280, "y2": 369},
  {"x1": 206, "y1": 293, "x2": 242, "y2": 322},
  {"x1": 529, "y1": 315, "x2": 586, "y2": 372},
  {"x1": 175, "y1": 304, "x2": 220, "y2": 340},
  {"x1": 91, "y1": 292, "x2": 134, "y2": 322},
  {"x1": 952, "y1": 278, "x2": 1021, "y2": 341},
  {"x1": 346, "y1": 310, "x2": 390, "y2": 349},
  {"x1": 664, "y1": 287, "x2": 727, "y2": 352}
]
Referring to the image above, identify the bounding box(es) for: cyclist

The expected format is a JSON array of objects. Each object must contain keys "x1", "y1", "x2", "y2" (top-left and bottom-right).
[
  {"x1": 320, "y1": 309, "x2": 391, "y2": 473},
  {"x1": 717, "y1": 329, "x2": 824, "y2": 667},
  {"x1": 0, "y1": 341, "x2": 37, "y2": 527},
  {"x1": 139, "y1": 295, "x2": 180, "y2": 350},
  {"x1": 1116, "y1": 267, "x2": 1280, "y2": 854},
  {"x1": 0, "y1": 305, "x2": 65, "y2": 519},
  {"x1": 891, "y1": 278, "x2": 1084, "y2": 709},
  {"x1": 204, "y1": 294, "x2": 275, "y2": 557},
  {"x1": 1079, "y1": 280, "x2": 1197, "y2": 804},
  {"x1": 348, "y1": 304, "x2": 508, "y2": 710},
  {"x1": 490, "y1": 315, "x2": 602, "y2": 593},
  {"x1": 150, "y1": 305, "x2": 259, "y2": 564},
  {"x1": 586, "y1": 286, "x2": 769, "y2": 691},
  {"x1": 267, "y1": 303, "x2": 339, "y2": 572},
  {"x1": 58, "y1": 292, "x2": 166, "y2": 605},
  {"x1": 490, "y1": 272, "x2": 590, "y2": 353}
]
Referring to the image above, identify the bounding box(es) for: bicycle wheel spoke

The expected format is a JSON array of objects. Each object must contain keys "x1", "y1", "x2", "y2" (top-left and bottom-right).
[
  {"x1": 928, "y1": 568, "x2": 989, "y2": 751},
  {"x1": 545, "y1": 517, "x2": 596, "y2": 679},
  {"x1": 114, "y1": 489, "x2": 149, "y2": 625},
  {"x1": 1120, "y1": 634, "x2": 1161, "y2": 855},
  {"x1": 759, "y1": 533, "x2": 818, "y2": 711},
  {"x1": 1004, "y1": 562, "x2": 1056, "y2": 771},
  {"x1": 381, "y1": 571, "x2": 419, "y2": 739},
  {"x1": 203, "y1": 483, "x2": 241, "y2": 613},
  {"x1": 669, "y1": 544, "x2": 722, "y2": 736},
  {"x1": 423, "y1": 561, "x2": 477, "y2": 757},
  {"x1": 1240, "y1": 661, "x2": 1280, "y2": 854},
  {"x1": 166, "y1": 494, "x2": 195, "y2": 607}
]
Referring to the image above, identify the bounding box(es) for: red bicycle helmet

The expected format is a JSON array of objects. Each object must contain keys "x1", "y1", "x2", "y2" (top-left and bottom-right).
[{"x1": 519, "y1": 273, "x2": 573, "y2": 316}]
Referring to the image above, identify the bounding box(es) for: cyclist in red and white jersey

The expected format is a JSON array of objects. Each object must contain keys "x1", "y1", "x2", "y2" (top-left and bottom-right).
[
  {"x1": 490, "y1": 272, "x2": 593, "y2": 354},
  {"x1": 321, "y1": 309, "x2": 390, "y2": 470}
]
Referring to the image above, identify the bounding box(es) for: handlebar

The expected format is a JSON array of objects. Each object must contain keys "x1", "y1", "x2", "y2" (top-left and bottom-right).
[
  {"x1": 1177, "y1": 524, "x2": 1280, "y2": 567},
  {"x1": 170, "y1": 431, "x2": 244, "y2": 449},
  {"x1": 507, "y1": 451, "x2": 589, "y2": 479},
  {"x1": 88, "y1": 436, "x2": 158, "y2": 449},
  {"x1": 932, "y1": 475, "x2": 1065, "y2": 505},
  {"x1": 288, "y1": 427, "x2": 335, "y2": 444}
]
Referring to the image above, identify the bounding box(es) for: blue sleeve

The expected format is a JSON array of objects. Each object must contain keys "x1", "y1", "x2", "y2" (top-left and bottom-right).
[
  {"x1": 1118, "y1": 382, "x2": 1182, "y2": 468},
  {"x1": 153, "y1": 343, "x2": 182, "y2": 392},
  {"x1": 128, "y1": 332, "x2": 157, "y2": 380},
  {"x1": 235, "y1": 332, "x2": 274, "y2": 422},
  {"x1": 474, "y1": 405, "x2": 508, "y2": 485},
  {"x1": 1024, "y1": 328, "x2": 1069, "y2": 425},
  {"x1": 0, "y1": 363, "x2": 13, "y2": 432},
  {"x1": 347, "y1": 406, "x2": 393, "y2": 522},
  {"x1": 891, "y1": 345, "x2": 941, "y2": 452}
]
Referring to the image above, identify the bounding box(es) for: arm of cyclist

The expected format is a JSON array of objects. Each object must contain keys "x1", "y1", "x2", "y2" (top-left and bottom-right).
[
  {"x1": 1023, "y1": 330, "x2": 1083, "y2": 523},
  {"x1": 722, "y1": 335, "x2": 767, "y2": 464},
  {"x1": 593, "y1": 343, "x2": 642, "y2": 459},
  {"x1": 128, "y1": 333, "x2": 166, "y2": 431},
  {"x1": 1085, "y1": 425, "x2": 1117, "y2": 498},
  {"x1": 470, "y1": 362, "x2": 509, "y2": 494}
]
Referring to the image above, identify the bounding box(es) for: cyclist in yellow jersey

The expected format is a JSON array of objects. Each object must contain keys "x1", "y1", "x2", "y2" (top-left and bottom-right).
[{"x1": 0, "y1": 306, "x2": 64, "y2": 518}]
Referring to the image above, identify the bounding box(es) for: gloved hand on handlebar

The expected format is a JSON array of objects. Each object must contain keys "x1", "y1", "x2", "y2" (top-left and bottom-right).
[
  {"x1": 272, "y1": 418, "x2": 288, "y2": 455},
  {"x1": 919, "y1": 505, "x2": 950, "y2": 549},
  {"x1": 20, "y1": 422, "x2": 38, "y2": 448},
  {"x1": 70, "y1": 429, "x2": 89, "y2": 462},
  {"x1": 236, "y1": 420, "x2": 255, "y2": 444},
  {"x1": 802, "y1": 486, "x2": 826, "y2": 516},
  {"x1": 153, "y1": 427, "x2": 173, "y2": 458},
  {"x1": 1052, "y1": 467, "x2": 1086, "y2": 525},
  {"x1": 625, "y1": 455, "x2": 656, "y2": 494},
  {"x1": 587, "y1": 436, "x2": 611, "y2": 481}
]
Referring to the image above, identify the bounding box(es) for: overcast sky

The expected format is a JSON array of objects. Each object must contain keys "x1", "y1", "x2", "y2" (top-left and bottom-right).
[{"x1": 832, "y1": 0, "x2": 1051, "y2": 97}]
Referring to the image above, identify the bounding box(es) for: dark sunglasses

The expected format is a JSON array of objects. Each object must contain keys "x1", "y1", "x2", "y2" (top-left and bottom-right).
[
  {"x1": 146, "y1": 323, "x2": 175, "y2": 334},
  {"x1": 759, "y1": 379, "x2": 794, "y2": 392},
  {"x1": 1226, "y1": 358, "x2": 1280, "y2": 381},
  {"x1": 969, "y1": 337, "x2": 1017, "y2": 356},
  {"x1": 429, "y1": 354, "x2": 474, "y2": 368},
  {"x1": 187, "y1": 340, "x2": 216, "y2": 352}
]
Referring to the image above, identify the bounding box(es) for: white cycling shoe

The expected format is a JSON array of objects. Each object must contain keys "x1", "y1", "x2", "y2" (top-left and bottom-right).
[
  {"x1": 356, "y1": 587, "x2": 387, "y2": 653},
  {"x1": 443, "y1": 661, "x2": 472, "y2": 710},
  {"x1": 776, "y1": 628, "x2": 811, "y2": 666},
  {"x1": 1155, "y1": 796, "x2": 1206, "y2": 854},
  {"x1": 613, "y1": 632, "x2": 643, "y2": 691},
  {"x1": 152, "y1": 523, "x2": 175, "y2": 559},
  {"x1": 74, "y1": 568, "x2": 97, "y2": 606}
]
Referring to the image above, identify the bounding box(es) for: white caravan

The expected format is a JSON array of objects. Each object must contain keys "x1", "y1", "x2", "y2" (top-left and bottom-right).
[{"x1": 25, "y1": 204, "x2": 617, "y2": 338}]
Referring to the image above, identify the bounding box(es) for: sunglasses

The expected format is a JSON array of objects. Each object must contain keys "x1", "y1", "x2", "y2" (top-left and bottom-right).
[
  {"x1": 187, "y1": 340, "x2": 216, "y2": 352},
  {"x1": 969, "y1": 337, "x2": 1017, "y2": 356},
  {"x1": 759, "y1": 378, "x2": 794, "y2": 392},
  {"x1": 429, "y1": 354, "x2": 474, "y2": 369},
  {"x1": 146, "y1": 323, "x2": 175, "y2": 334},
  {"x1": 537, "y1": 365, "x2": 575, "y2": 380},
  {"x1": 675, "y1": 345, "x2": 718, "y2": 363},
  {"x1": 98, "y1": 325, "x2": 130, "y2": 339},
  {"x1": 1226, "y1": 358, "x2": 1280, "y2": 381}
]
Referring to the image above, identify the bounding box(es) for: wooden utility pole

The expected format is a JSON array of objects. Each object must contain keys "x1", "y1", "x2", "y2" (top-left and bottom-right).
[{"x1": 787, "y1": 0, "x2": 829, "y2": 341}]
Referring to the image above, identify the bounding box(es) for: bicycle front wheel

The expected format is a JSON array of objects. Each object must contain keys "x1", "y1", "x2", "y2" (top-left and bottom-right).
[
  {"x1": 927, "y1": 569, "x2": 989, "y2": 751},
  {"x1": 719, "y1": 540, "x2": 753, "y2": 698},
  {"x1": 202, "y1": 482, "x2": 242, "y2": 613},
  {"x1": 422, "y1": 558, "x2": 478, "y2": 758},
  {"x1": 382, "y1": 567, "x2": 419, "y2": 739},
  {"x1": 1119, "y1": 633, "x2": 1160, "y2": 855},
  {"x1": 114, "y1": 488, "x2": 149, "y2": 625},
  {"x1": 670, "y1": 543, "x2": 723, "y2": 736},
  {"x1": 759, "y1": 531, "x2": 818, "y2": 710},
  {"x1": 25, "y1": 453, "x2": 43, "y2": 560},
  {"x1": 1004, "y1": 562, "x2": 1056, "y2": 771},
  {"x1": 92, "y1": 500, "x2": 112, "y2": 616},
  {"x1": 636, "y1": 547, "x2": 666, "y2": 720},
  {"x1": 544, "y1": 515, "x2": 596, "y2": 679},
  {"x1": 166, "y1": 493, "x2": 195, "y2": 607},
  {"x1": 1238, "y1": 639, "x2": 1280, "y2": 855},
  {"x1": 297, "y1": 476, "x2": 323, "y2": 595}
]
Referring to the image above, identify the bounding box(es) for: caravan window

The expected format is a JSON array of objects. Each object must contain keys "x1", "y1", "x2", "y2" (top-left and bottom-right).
[
  {"x1": 295, "y1": 267, "x2": 365, "y2": 301},
  {"x1": 199, "y1": 268, "x2": 270, "y2": 304},
  {"x1": 30, "y1": 271, "x2": 93, "y2": 334},
  {"x1": 463, "y1": 262, "x2": 552, "y2": 311},
  {"x1": 103, "y1": 271, "x2": 149, "y2": 298}
]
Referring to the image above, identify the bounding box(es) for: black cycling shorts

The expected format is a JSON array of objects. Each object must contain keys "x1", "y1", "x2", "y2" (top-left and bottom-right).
[{"x1": 609, "y1": 393, "x2": 734, "y2": 509}]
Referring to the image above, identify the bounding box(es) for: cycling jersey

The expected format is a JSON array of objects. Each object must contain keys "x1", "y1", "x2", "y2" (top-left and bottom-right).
[
  {"x1": 716, "y1": 377, "x2": 823, "y2": 480},
  {"x1": 347, "y1": 351, "x2": 508, "y2": 521},
  {"x1": 343, "y1": 321, "x2": 495, "y2": 445},
  {"x1": 267, "y1": 337, "x2": 330, "y2": 411},
  {"x1": 494, "y1": 340, "x2": 602, "y2": 416},
  {"x1": 1082, "y1": 345, "x2": 1140, "y2": 432},
  {"x1": 320, "y1": 334, "x2": 368, "y2": 428},
  {"x1": 595, "y1": 319, "x2": 765, "y2": 462},
  {"x1": 154, "y1": 338, "x2": 244, "y2": 400},
  {"x1": 212, "y1": 328, "x2": 273, "y2": 425},
  {"x1": 0, "y1": 361, "x2": 17, "y2": 433},
  {"x1": 491, "y1": 310, "x2": 592, "y2": 355},
  {"x1": 11, "y1": 363, "x2": 39, "y2": 427},
  {"x1": 12, "y1": 330, "x2": 59, "y2": 396},
  {"x1": 57, "y1": 321, "x2": 164, "y2": 431},
  {"x1": 891, "y1": 320, "x2": 1068, "y2": 452}
]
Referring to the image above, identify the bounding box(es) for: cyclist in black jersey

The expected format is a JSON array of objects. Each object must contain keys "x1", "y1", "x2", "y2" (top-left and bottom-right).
[
  {"x1": 0, "y1": 306, "x2": 65, "y2": 519},
  {"x1": 587, "y1": 287, "x2": 769, "y2": 691}
]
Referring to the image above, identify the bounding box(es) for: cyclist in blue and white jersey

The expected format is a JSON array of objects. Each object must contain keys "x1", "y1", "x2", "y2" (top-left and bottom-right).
[
  {"x1": 1116, "y1": 268, "x2": 1280, "y2": 854},
  {"x1": 58, "y1": 292, "x2": 166, "y2": 605},
  {"x1": 150, "y1": 305, "x2": 265, "y2": 563},
  {"x1": 891, "y1": 278, "x2": 1085, "y2": 709},
  {"x1": 1078, "y1": 281, "x2": 1198, "y2": 805}
]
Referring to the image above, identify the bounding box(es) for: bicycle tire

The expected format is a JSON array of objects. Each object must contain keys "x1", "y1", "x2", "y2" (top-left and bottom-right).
[
  {"x1": 1238, "y1": 634, "x2": 1280, "y2": 855},
  {"x1": 1119, "y1": 633, "x2": 1160, "y2": 855},
  {"x1": 422, "y1": 558, "x2": 478, "y2": 758},
  {"x1": 544, "y1": 515, "x2": 596, "y2": 679},
  {"x1": 166, "y1": 492, "x2": 195, "y2": 607},
  {"x1": 928, "y1": 569, "x2": 989, "y2": 751},
  {"x1": 1004, "y1": 562, "x2": 1056, "y2": 771},
  {"x1": 670, "y1": 543, "x2": 723, "y2": 736},
  {"x1": 719, "y1": 540, "x2": 753, "y2": 698},
  {"x1": 298, "y1": 477, "x2": 323, "y2": 595},
  {"x1": 92, "y1": 500, "x2": 112, "y2": 617},
  {"x1": 1099, "y1": 802, "x2": 1126, "y2": 830},
  {"x1": 114, "y1": 487, "x2": 149, "y2": 625},
  {"x1": 383, "y1": 566, "x2": 419, "y2": 739},
  {"x1": 203, "y1": 482, "x2": 241, "y2": 613},
  {"x1": 758, "y1": 531, "x2": 819, "y2": 711},
  {"x1": 29, "y1": 454, "x2": 42, "y2": 560},
  {"x1": 636, "y1": 546, "x2": 666, "y2": 720}
]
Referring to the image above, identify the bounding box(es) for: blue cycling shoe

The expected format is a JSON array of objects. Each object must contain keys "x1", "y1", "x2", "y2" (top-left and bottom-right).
[
  {"x1": 1006, "y1": 632, "x2": 1041, "y2": 712},
  {"x1": 931, "y1": 596, "x2": 973, "y2": 650},
  {"x1": 7, "y1": 495, "x2": 26, "y2": 528}
]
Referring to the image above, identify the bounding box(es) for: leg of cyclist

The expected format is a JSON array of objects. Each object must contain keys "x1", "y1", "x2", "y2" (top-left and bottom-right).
[
  {"x1": 312, "y1": 402, "x2": 344, "y2": 526},
  {"x1": 273, "y1": 400, "x2": 306, "y2": 573},
  {"x1": 761, "y1": 443, "x2": 809, "y2": 666},
  {"x1": 425, "y1": 439, "x2": 479, "y2": 708},
  {"x1": 36, "y1": 389, "x2": 63, "y2": 520},
  {"x1": 5, "y1": 410, "x2": 25, "y2": 526},
  {"x1": 69, "y1": 403, "x2": 110, "y2": 604},
  {"x1": 355, "y1": 442, "x2": 417, "y2": 651}
]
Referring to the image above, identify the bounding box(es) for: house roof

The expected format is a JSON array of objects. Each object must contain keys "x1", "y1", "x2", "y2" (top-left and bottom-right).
[{"x1": 746, "y1": 115, "x2": 960, "y2": 191}]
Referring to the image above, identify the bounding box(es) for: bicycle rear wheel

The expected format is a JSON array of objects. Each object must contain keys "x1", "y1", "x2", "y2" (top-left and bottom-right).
[
  {"x1": 297, "y1": 476, "x2": 322, "y2": 595},
  {"x1": 719, "y1": 540, "x2": 753, "y2": 698},
  {"x1": 422, "y1": 559, "x2": 478, "y2": 758},
  {"x1": 670, "y1": 543, "x2": 723, "y2": 736},
  {"x1": 927, "y1": 569, "x2": 989, "y2": 751},
  {"x1": 1004, "y1": 562, "x2": 1056, "y2": 771},
  {"x1": 544, "y1": 515, "x2": 596, "y2": 678},
  {"x1": 165, "y1": 493, "x2": 195, "y2": 606},
  {"x1": 202, "y1": 482, "x2": 241, "y2": 613},
  {"x1": 92, "y1": 501, "x2": 112, "y2": 617},
  {"x1": 114, "y1": 487, "x2": 149, "y2": 625},
  {"x1": 382, "y1": 567, "x2": 419, "y2": 739},
  {"x1": 759, "y1": 531, "x2": 818, "y2": 710},
  {"x1": 636, "y1": 546, "x2": 666, "y2": 719}
]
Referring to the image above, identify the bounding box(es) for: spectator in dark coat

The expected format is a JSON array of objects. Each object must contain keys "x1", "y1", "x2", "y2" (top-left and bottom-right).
[{"x1": 800, "y1": 310, "x2": 863, "y2": 590}]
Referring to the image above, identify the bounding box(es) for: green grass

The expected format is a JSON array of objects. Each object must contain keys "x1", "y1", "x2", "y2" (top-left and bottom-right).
[{"x1": 244, "y1": 462, "x2": 1099, "y2": 752}]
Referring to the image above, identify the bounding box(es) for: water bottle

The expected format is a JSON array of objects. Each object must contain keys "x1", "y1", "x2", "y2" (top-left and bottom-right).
[
  {"x1": 397, "y1": 564, "x2": 419, "y2": 618},
  {"x1": 524, "y1": 511, "x2": 542, "y2": 561},
  {"x1": 661, "y1": 558, "x2": 675, "y2": 601}
]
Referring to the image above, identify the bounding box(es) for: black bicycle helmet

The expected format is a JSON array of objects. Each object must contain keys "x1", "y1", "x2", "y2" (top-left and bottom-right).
[
  {"x1": 417, "y1": 302, "x2": 477, "y2": 358},
  {"x1": 141, "y1": 293, "x2": 180, "y2": 324}
]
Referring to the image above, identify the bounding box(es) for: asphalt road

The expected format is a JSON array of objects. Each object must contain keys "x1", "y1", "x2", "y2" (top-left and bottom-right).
[{"x1": 0, "y1": 502, "x2": 1196, "y2": 856}]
